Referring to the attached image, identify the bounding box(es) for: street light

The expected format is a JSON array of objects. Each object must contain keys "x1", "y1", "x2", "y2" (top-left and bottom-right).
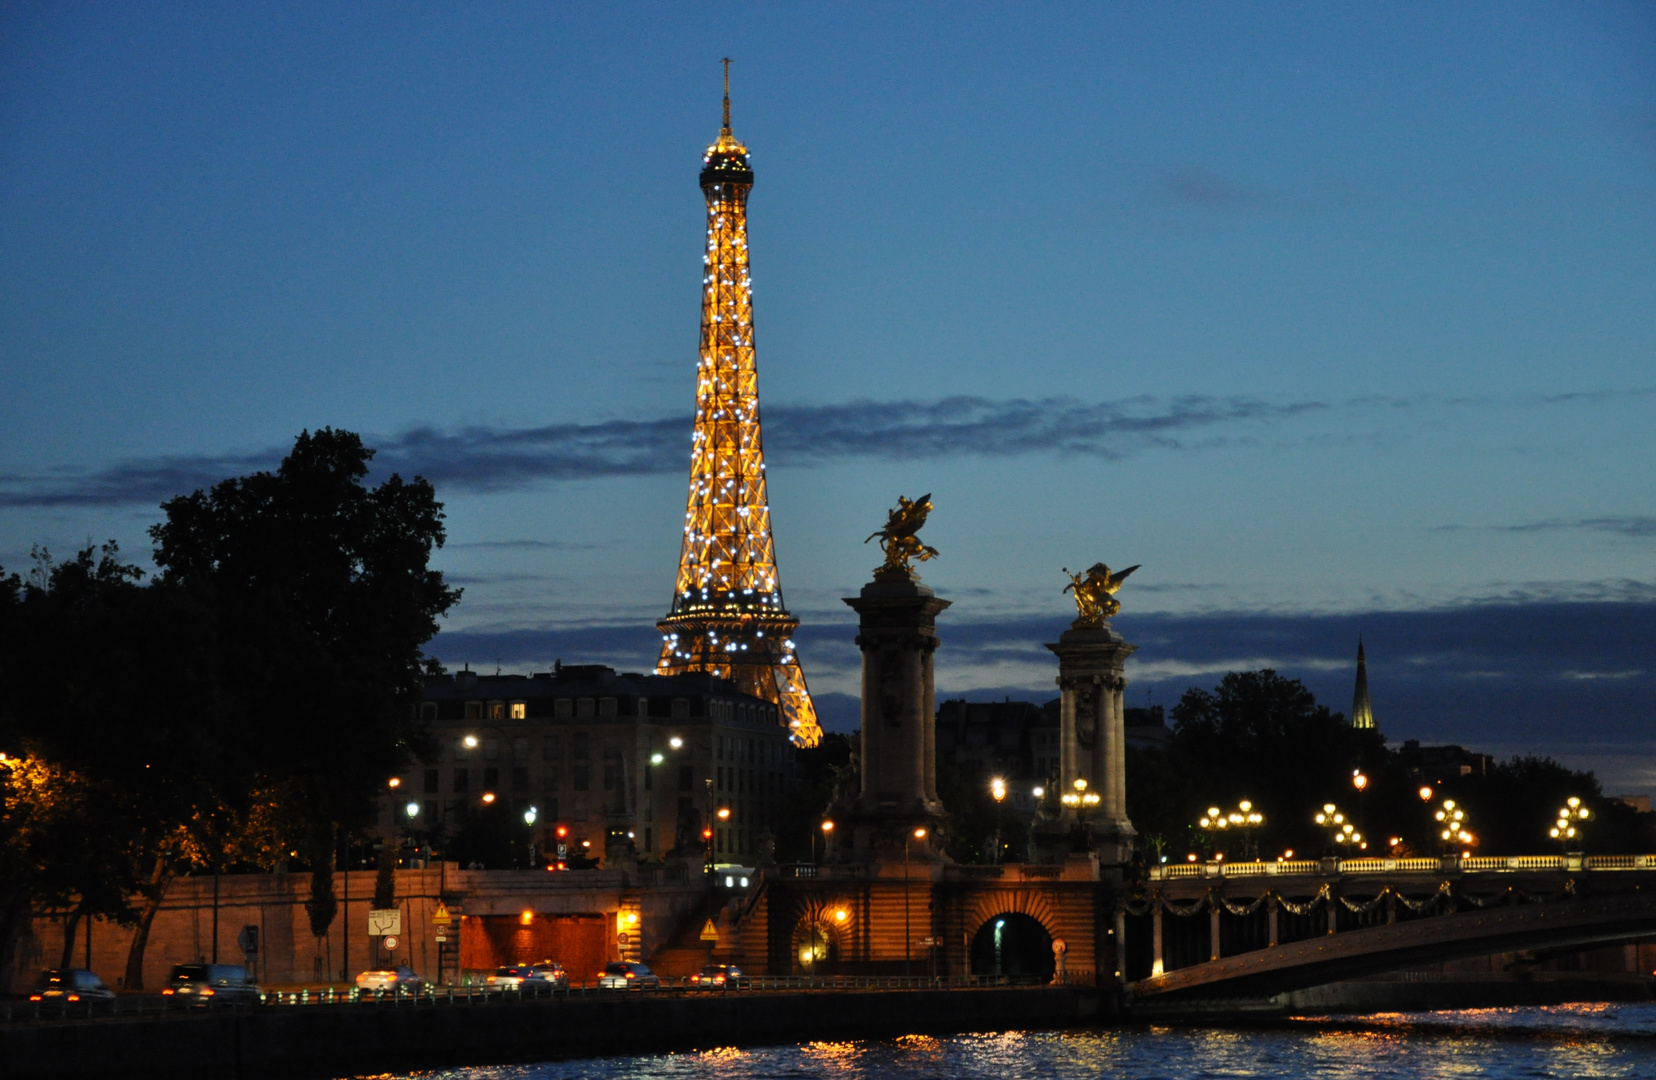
[
  {"x1": 1418, "y1": 785, "x2": 1434, "y2": 802},
  {"x1": 1315, "y1": 803, "x2": 1364, "y2": 852},
  {"x1": 1551, "y1": 796, "x2": 1590, "y2": 850},
  {"x1": 1434, "y1": 798, "x2": 1474, "y2": 854},
  {"x1": 463, "y1": 735, "x2": 479, "y2": 749},
  {"x1": 905, "y1": 827, "x2": 927, "y2": 976},
  {"x1": 990, "y1": 777, "x2": 1007, "y2": 864},
  {"x1": 404, "y1": 801, "x2": 420, "y2": 819},
  {"x1": 1199, "y1": 800, "x2": 1264, "y2": 861},
  {"x1": 816, "y1": 819, "x2": 834, "y2": 864}
]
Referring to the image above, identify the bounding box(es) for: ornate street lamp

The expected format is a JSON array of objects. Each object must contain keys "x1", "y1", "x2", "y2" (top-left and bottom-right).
[
  {"x1": 1434, "y1": 798, "x2": 1474, "y2": 854},
  {"x1": 990, "y1": 777, "x2": 1007, "y2": 863},
  {"x1": 1315, "y1": 803, "x2": 1365, "y2": 853},
  {"x1": 1200, "y1": 800, "x2": 1264, "y2": 861},
  {"x1": 1550, "y1": 796, "x2": 1590, "y2": 852}
]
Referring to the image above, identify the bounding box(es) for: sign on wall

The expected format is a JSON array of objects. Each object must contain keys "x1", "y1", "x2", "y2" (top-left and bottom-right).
[{"x1": 368, "y1": 908, "x2": 402, "y2": 937}]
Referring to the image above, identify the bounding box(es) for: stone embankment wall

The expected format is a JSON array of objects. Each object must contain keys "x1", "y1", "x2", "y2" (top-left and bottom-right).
[
  {"x1": 4, "y1": 865, "x2": 704, "y2": 994},
  {"x1": 2, "y1": 986, "x2": 1104, "y2": 1080}
]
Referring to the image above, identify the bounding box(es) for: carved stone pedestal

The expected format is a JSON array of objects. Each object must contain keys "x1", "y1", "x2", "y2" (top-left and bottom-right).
[
  {"x1": 838, "y1": 569, "x2": 951, "y2": 864},
  {"x1": 1033, "y1": 622, "x2": 1137, "y2": 865}
]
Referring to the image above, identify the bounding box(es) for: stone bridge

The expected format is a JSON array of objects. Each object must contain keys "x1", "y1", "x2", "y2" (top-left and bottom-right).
[{"x1": 1124, "y1": 854, "x2": 1656, "y2": 1000}]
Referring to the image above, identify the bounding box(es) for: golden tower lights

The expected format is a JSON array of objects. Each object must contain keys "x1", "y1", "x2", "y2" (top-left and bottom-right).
[{"x1": 655, "y1": 62, "x2": 822, "y2": 747}]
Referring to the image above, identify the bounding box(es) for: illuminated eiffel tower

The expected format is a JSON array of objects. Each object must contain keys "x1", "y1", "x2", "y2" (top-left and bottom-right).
[{"x1": 655, "y1": 62, "x2": 821, "y2": 747}]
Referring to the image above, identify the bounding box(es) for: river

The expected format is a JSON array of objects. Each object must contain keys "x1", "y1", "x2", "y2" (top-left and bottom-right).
[{"x1": 391, "y1": 1003, "x2": 1656, "y2": 1079}]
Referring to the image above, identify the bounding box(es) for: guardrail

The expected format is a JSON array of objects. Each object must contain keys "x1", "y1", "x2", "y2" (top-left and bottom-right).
[
  {"x1": 1147, "y1": 854, "x2": 1656, "y2": 881},
  {"x1": 0, "y1": 973, "x2": 1052, "y2": 1024}
]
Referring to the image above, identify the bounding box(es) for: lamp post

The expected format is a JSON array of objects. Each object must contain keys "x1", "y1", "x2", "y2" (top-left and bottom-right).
[
  {"x1": 1433, "y1": 799, "x2": 1473, "y2": 855},
  {"x1": 1551, "y1": 796, "x2": 1590, "y2": 852},
  {"x1": 817, "y1": 819, "x2": 834, "y2": 865},
  {"x1": 990, "y1": 778, "x2": 1007, "y2": 864},
  {"x1": 904, "y1": 827, "x2": 926, "y2": 977},
  {"x1": 1199, "y1": 800, "x2": 1264, "y2": 861},
  {"x1": 1315, "y1": 803, "x2": 1364, "y2": 854},
  {"x1": 1061, "y1": 778, "x2": 1100, "y2": 849},
  {"x1": 1352, "y1": 770, "x2": 1368, "y2": 838}
]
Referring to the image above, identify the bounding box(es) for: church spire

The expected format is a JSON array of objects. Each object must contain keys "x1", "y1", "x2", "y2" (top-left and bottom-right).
[{"x1": 1351, "y1": 635, "x2": 1376, "y2": 730}]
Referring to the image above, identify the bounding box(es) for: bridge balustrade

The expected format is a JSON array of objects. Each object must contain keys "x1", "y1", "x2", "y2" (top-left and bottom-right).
[{"x1": 1146, "y1": 853, "x2": 1656, "y2": 882}]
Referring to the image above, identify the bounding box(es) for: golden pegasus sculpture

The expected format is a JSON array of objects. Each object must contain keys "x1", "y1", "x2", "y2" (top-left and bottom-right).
[
  {"x1": 866, "y1": 493, "x2": 940, "y2": 575},
  {"x1": 1063, "y1": 562, "x2": 1139, "y2": 627}
]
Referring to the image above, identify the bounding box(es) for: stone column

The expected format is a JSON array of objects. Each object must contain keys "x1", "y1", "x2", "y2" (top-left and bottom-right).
[
  {"x1": 1044, "y1": 624, "x2": 1137, "y2": 863},
  {"x1": 842, "y1": 568, "x2": 950, "y2": 862}
]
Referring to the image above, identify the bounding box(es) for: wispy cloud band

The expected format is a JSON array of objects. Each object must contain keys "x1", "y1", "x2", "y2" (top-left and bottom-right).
[
  {"x1": 0, "y1": 394, "x2": 1322, "y2": 507},
  {"x1": 3, "y1": 387, "x2": 1648, "y2": 509}
]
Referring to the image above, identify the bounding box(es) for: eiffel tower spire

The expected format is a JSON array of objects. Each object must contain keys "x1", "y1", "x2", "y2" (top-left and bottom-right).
[
  {"x1": 1351, "y1": 635, "x2": 1375, "y2": 730},
  {"x1": 655, "y1": 64, "x2": 822, "y2": 747}
]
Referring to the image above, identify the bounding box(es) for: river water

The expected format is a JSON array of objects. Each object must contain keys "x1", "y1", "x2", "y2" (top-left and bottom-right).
[{"x1": 393, "y1": 1003, "x2": 1656, "y2": 1079}]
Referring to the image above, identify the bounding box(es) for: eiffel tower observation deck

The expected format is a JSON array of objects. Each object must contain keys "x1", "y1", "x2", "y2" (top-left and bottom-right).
[{"x1": 655, "y1": 62, "x2": 821, "y2": 747}]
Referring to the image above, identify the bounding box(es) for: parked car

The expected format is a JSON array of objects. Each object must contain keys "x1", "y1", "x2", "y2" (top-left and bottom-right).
[
  {"x1": 355, "y1": 966, "x2": 423, "y2": 994},
  {"x1": 162, "y1": 963, "x2": 261, "y2": 1008},
  {"x1": 28, "y1": 969, "x2": 115, "y2": 1012},
  {"x1": 688, "y1": 964, "x2": 744, "y2": 990},
  {"x1": 597, "y1": 961, "x2": 660, "y2": 990},
  {"x1": 486, "y1": 964, "x2": 566, "y2": 992}
]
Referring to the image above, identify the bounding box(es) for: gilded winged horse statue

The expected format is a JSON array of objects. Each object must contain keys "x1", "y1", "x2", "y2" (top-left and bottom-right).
[
  {"x1": 866, "y1": 493, "x2": 940, "y2": 575},
  {"x1": 1062, "y1": 562, "x2": 1139, "y2": 627}
]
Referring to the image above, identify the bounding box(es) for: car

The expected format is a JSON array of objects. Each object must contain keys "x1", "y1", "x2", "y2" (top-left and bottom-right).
[
  {"x1": 28, "y1": 969, "x2": 115, "y2": 1013},
  {"x1": 161, "y1": 963, "x2": 261, "y2": 1008},
  {"x1": 355, "y1": 966, "x2": 423, "y2": 994},
  {"x1": 688, "y1": 964, "x2": 745, "y2": 990},
  {"x1": 596, "y1": 961, "x2": 660, "y2": 990},
  {"x1": 486, "y1": 964, "x2": 566, "y2": 992}
]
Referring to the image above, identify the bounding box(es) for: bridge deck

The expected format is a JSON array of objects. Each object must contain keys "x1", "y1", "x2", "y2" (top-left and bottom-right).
[{"x1": 1130, "y1": 889, "x2": 1656, "y2": 1000}]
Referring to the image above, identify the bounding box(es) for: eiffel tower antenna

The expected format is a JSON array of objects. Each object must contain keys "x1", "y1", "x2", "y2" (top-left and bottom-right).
[
  {"x1": 721, "y1": 57, "x2": 732, "y2": 134},
  {"x1": 656, "y1": 69, "x2": 821, "y2": 746}
]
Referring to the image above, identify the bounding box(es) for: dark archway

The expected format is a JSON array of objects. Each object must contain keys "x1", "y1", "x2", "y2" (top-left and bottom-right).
[{"x1": 970, "y1": 912, "x2": 1054, "y2": 980}]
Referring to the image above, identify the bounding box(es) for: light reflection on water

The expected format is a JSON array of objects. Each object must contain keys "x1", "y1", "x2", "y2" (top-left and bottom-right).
[{"x1": 391, "y1": 1003, "x2": 1656, "y2": 1080}]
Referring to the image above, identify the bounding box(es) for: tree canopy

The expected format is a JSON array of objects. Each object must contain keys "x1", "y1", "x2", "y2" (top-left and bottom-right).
[{"x1": 0, "y1": 429, "x2": 459, "y2": 983}]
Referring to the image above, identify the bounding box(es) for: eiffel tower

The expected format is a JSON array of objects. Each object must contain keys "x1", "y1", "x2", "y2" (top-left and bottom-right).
[{"x1": 655, "y1": 62, "x2": 821, "y2": 747}]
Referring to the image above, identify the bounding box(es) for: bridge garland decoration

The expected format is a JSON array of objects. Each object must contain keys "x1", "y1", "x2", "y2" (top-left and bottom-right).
[{"x1": 1123, "y1": 878, "x2": 1577, "y2": 921}]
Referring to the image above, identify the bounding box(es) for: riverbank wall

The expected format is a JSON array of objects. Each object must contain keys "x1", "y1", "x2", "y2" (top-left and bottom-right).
[{"x1": 1, "y1": 986, "x2": 1105, "y2": 1080}]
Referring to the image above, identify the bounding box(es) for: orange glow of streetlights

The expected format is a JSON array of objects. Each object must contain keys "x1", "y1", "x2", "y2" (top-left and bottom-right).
[
  {"x1": 1418, "y1": 785, "x2": 1434, "y2": 802},
  {"x1": 481, "y1": 792, "x2": 496, "y2": 804},
  {"x1": 913, "y1": 827, "x2": 927, "y2": 840}
]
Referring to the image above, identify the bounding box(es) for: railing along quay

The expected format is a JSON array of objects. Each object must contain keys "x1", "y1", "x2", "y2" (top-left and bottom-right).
[
  {"x1": 1147, "y1": 854, "x2": 1656, "y2": 881},
  {"x1": 0, "y1": 973, "x2": 1050, "y2": 1024}
]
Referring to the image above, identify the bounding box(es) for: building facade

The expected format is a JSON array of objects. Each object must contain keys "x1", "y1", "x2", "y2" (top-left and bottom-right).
[{"x1": 387, "y1": 664, "x2": 795, "y2": 867}]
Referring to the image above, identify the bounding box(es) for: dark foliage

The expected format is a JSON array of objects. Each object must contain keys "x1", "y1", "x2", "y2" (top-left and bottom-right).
[
  {"x1": 772, "y1": 733, "x2": 853, "y2": 862},
  {"x1": 1127, "y1": 669, "x2": 1650, "y2": 861}
]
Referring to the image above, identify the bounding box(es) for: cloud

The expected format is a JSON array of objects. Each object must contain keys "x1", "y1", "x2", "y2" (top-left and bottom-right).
[
  {"x1": 0, "y1": 394, "x2": 1327, "y2": 507},
  {"x1": 449, "y1": 539, "x2": 600, "y2": 551},
  {"x1": 3, "y1": 387, "x2": 1647, "y2": 508},
  {"x1": 1156, "y1": 165, "x2": 1265, "y2": 210},
  {"x1": 1474, "y1": 517, "x2": 1656, "y2": 540}
]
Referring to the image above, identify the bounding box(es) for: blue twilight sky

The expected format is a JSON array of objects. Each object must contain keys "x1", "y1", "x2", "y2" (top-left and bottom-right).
[{"x1": 3, "y1": 4, "x2": 1653, "y2": 787}]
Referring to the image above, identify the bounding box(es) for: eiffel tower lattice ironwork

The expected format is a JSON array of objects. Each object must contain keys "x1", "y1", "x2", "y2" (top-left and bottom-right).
[{"x1": 655, "y1": 62, "x2": 822, "y2": 747}]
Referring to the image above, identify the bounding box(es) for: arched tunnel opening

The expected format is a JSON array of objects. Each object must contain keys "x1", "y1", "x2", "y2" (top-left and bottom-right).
[{"x1": 970, "y1": 912, "x2": 1055, "y2": 981}]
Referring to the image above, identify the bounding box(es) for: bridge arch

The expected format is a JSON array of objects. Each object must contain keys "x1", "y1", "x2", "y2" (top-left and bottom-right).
[
  {"x1": 970, "y1": 911, "x2": 1055, "y2": 980},
  {"x1": 964, "y1": 891, "x2": 1059, "y2": 980},
  {"x1": 789, "y1": 897, "x2": 856, "y2": 974}
]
